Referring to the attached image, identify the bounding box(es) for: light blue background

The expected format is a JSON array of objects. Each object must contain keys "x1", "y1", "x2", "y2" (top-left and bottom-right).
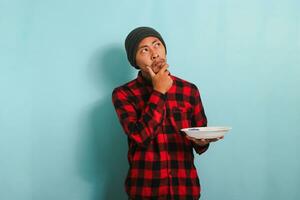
[{"x1": 1, "y1": 0, "x2": 300, "y2": 199}]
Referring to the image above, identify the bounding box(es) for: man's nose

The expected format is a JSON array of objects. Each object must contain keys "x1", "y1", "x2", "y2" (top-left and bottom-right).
[
  {"x1": 151, "y1": 53, "x2": 159, "y2": 60},
  {"x1": 152, "y1": 54, "x2": 158, "y2": 60},
  {"x1": 151, "y1": 49, "x2": 159, "y2": 60}
]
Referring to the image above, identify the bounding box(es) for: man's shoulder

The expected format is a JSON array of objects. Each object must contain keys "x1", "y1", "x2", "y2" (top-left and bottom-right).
[
  {"x1": 172, "y1": 75, "x2": 197, "y2": 89},
  {"x1": 112, "y1": 78, "x2": 138, "y2": 96}
]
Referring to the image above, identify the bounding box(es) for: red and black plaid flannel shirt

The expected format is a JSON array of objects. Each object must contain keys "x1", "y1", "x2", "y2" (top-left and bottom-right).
[{"x1": 112, "y1": 71, "x2": 209, "y2": 200}]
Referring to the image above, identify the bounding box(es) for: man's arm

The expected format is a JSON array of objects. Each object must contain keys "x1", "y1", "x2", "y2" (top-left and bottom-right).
[
  {"x1": 190, "y1": 84, "x2": 210, "y2": 154},
  {"x1": 112, "y1": 87, "x2": 166, "y2": 148}
]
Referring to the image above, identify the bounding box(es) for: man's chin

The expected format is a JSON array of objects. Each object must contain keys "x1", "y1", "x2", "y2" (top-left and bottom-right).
[{"x1": 152, "y1": 66, "x2": 162, "y2": 73}]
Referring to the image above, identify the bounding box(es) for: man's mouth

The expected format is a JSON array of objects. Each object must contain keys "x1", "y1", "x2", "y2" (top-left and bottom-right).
[{"x1": 152, "y1": 59, "x2": 165, "y2": 68}]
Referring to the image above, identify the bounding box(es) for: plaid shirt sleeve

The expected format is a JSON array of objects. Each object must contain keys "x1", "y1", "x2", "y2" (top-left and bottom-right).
[
  {"x1": 190, "y1": 84, "x2": 210, "y2": 154},
  {"x1": 112, "y1": 87, "x2": 166, "y2": 148}
]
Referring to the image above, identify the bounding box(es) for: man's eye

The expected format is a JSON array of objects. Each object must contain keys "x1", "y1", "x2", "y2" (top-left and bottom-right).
[
  {"x1": 141, "y1": 48, "x2": 148, "y2": 53},
  {"x1": 154, "y1": 43, "x2": 161, "y2": 47}
]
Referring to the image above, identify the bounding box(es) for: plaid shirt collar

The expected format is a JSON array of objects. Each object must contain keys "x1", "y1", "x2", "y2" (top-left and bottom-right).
[{"x1": 136, "y1": 71, "x2": 154, "y2": 93}]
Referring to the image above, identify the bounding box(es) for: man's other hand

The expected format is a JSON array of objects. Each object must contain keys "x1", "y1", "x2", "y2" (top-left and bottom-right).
[{"x1": 185, "y1": 135, "x2": 224, "y2": 146}]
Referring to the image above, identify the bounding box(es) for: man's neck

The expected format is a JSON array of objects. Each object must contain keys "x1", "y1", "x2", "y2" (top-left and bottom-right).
[{"x1": 141, "y1": 71, "x2": 152, "y2": 84}]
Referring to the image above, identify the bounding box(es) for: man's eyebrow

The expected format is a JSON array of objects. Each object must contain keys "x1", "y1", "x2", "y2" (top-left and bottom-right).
[{"x1": 138, "y1": 39, "x2": 159, "y2": 50}]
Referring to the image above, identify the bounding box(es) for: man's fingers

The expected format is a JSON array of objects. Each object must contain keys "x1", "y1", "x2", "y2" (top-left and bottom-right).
[
  {"x1": 147, "y1": 66, "x2": 156, "y2": 78},
  {"x1": 186, "y1": 135, "x2": 224, "y2": 145},
  {"x1": 186, "y1": 135, "x2": 201, "y2": 143},
  {"x1": 207, "y1": 136, "x2": 224, "y2": 142},
  {"x1": 158, "y1": 63, "x2": 169, "y2": 75}
]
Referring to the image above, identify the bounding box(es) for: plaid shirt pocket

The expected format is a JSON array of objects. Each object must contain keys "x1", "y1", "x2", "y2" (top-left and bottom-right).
[{"x1": 169, "y1": 106, "x2": 193, "y2": 132}]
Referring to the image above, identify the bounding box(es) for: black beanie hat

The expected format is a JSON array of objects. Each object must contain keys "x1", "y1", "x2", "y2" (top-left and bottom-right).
[{"x1": 125, "y1": 27, "x2": 167, "y2": 69}]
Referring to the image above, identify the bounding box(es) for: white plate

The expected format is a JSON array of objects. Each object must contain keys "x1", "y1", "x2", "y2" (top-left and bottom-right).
[{"x1": 181, "y1": 126, "x2": 232, "y2": 139}]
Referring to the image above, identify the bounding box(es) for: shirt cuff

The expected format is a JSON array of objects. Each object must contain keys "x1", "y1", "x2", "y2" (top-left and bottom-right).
[{"x1": 193, "y1": 142, "x2": 210, "y2": 155}]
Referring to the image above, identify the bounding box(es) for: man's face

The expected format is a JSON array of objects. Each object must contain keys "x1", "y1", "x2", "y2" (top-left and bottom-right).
[{"x1": 135, "y1": 36, "x2": 167, "y2": 75}]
